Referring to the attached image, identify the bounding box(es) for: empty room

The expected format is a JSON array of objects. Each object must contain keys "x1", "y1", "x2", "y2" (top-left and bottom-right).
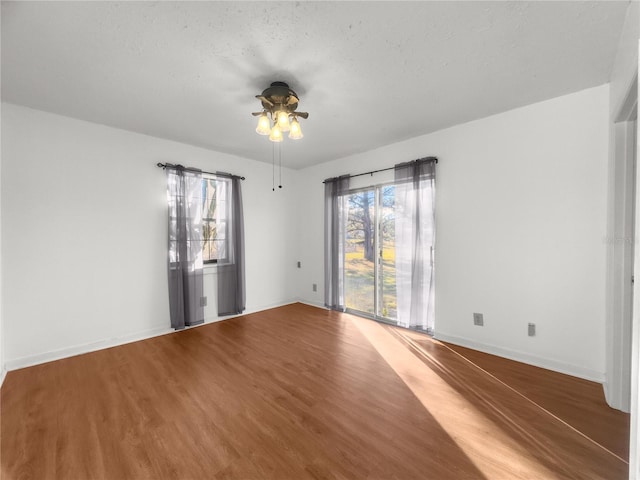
[{"x1": 1, "y1": 1, "x2": 639, "y2": 479}]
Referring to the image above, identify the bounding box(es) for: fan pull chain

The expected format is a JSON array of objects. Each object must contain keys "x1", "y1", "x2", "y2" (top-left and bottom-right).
[{"x1": 279, "y1": 143, "x2": 283, "y2": 189}]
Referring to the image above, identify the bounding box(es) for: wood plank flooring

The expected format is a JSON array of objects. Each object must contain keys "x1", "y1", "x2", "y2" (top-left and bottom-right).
[
  {"x1": 0, "y1": 303, "x2": 630, "y2": 479},
  {"x1": 434, "y1": 340, "x2": 630, "y2": 461}
]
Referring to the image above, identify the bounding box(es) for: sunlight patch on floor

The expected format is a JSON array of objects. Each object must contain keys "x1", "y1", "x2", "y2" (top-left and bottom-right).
[
  {"x1": 400, "y1": 329, "x2": 628, "y2": 465},
  {"x1": 349, "y1": 314, "x2": 561, "y2": 479}
]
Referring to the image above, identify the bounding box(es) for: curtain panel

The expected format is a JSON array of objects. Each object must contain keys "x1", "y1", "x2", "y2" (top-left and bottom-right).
[
  {"x1": 217, "y1": 176, "x2": 246, "y2": 316},
  {"x1": 166, "y1": 166, "x2": 205, "y2": 330},
  {"x1": 324, "y1": 175, "x2": 350, "y2": 310},
  {"x1": 394, "y1": 158, "x2": 436, "y2": 332}
]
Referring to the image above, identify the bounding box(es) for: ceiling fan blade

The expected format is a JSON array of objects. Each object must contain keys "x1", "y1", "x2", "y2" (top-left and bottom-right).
[
  {"x1": 251, "y1": 112, "x2": 265, "y2": 116},
  {"x1": 255, "y1": 95, "x2": 275, "y2": 107},
  {"x1": 294, "y1": 112, "x2": 309, "y2": 119}
]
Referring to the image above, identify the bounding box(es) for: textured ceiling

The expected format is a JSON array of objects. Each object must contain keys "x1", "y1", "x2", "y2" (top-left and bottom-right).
[{"x1": 1, "y1": 1, "x2": 629, "y2": 169}]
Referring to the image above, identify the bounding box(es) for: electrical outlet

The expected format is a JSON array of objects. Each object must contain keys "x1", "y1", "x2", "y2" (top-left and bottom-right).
[
  {"x1": 528, "y1": 323, "x2": 536, "y2": 337},
  {"x1": 200, "y1": 296, "x2": 207, "y2": 307},
  {"x1": 312, "y1": 283, "x2": 317, "y2": 292},
  {"x1": 473, "y1": 313, "x2": 484, "y2": 326}
]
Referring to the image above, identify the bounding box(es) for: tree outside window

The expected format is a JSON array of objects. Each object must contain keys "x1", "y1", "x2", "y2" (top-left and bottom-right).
[{"x1": 202, "y1": 177, "x2": 230, "y2": 264}]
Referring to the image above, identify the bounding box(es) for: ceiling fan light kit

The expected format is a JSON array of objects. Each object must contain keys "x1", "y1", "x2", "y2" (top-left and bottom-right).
[{"x1": 252, "y1": 81, "x2": 308, "y2": 141}]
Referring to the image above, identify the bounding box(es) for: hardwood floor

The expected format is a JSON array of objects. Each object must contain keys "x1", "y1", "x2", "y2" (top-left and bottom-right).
[
  {"x1": 1, "y1": 303, "x2": 630, "y2": 479},
  {"x1": 431, "y1": 340, "x2": 630, "y2": 461}
]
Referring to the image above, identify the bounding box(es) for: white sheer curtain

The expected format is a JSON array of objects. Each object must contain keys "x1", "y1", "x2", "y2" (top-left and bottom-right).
[
  {"x1": 324, "y1": 175, "x2": 350, "y2": 310},
  {"x1": 166, "y1": 165, "x2": 205, "y2": 330},
  {"x1": 394, "y1": 158, "x2": 436, "y2": 332}
]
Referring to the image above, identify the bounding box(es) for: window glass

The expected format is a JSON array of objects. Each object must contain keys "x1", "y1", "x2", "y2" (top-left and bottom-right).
[{"x1": 202, "y1": 177, "x2": 230, "y2": 264}]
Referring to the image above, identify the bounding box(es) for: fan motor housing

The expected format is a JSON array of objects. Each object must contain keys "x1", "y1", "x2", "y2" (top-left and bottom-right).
[{"x1": 258, "y1": 81, "x2": 300, "y2": 110}]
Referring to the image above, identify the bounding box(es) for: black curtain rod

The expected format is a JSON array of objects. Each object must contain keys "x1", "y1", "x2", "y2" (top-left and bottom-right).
[
  {"x1": 157, "y1": 163, "x2": 246, "y2": 181},
  {"x1": 322, "y1": 156, "x2": 437, "y2": 183}
]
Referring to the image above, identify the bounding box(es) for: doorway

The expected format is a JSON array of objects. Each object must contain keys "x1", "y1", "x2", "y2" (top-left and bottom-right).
[{"x1": 344, "y1": 185, "x2": 397, "y2": 323}]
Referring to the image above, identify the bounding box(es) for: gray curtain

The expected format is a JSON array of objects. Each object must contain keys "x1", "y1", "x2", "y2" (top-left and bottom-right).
[
  {"x1": 217, "y1": 176, "x2": 246, "y2": 316},
  {"x1": 324, "y1": 175, "x2": 350, "y2": 310},
  {"x1": 394, "y1": 158, "x2": 436, "y2": 331},
  {"x1": 167, "y1": 165, "x2": 205, "y2": 330}
]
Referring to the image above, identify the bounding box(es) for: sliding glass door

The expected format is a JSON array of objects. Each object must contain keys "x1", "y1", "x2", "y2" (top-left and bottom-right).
[
  {"x1": 344, "y1": 185, "x2": 397, "y2": 322},
  {"x1": 344, "y1": 188, "x2": 376, "y2": 316}
]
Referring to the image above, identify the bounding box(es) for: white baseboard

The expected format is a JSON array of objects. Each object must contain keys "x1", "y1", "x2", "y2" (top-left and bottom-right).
[
  {"x1": 295, "y1": 299, "x2": 328, "y2": 310},
  {"x1": 433, "y1": 332, "x2": 605, "y2": 383},
  {"x1": 5, "y1": 300, "x2": 301, "y2": 372},
  {"x1": 8, "y1": 303, "x2": 600, "y2": 385},
  {"x1": 5, "y1": 325, "x2": 174, "y2": 371},
  {"x1": 288, "y1": 304, "x2": 604, "y2": 383},
  {"x1": 286, "y1": 303, "x2": 604, "y2": 382}
]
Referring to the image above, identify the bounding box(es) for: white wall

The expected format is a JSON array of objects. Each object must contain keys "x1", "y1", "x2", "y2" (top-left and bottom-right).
[
  {"x1": 296, "y1": 85, "x2": 609, "y2": 382},
  {"x1": 0, "y1": 7, "x2": 5, "y2": 387},
  {"x1": 1, "y1": 103, "x2": 299, "y2": 369},
  {"x1": 2, "y1": 87, "x2": 610, "y2": 382},
  {"x1": 610, "y1": 3, "x2": 640, "y2": 121},
  {"x1": 0, "y1": 101, "x2": 4, "y2": 387}
]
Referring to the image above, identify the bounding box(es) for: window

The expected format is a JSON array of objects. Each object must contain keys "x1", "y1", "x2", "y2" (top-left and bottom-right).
[{"x1": 201, "y1": 176, "x2": 230, "y2": 264}]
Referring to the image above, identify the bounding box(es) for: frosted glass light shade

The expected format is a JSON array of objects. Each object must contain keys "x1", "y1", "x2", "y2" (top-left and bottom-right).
[
  {"x1": 288, "y1": 118, "x2": 303, "y2": 140},
  {"x1": 256, "y1": 113, "x2": 271, "y2": 135},
  {"x1": 277, "y1": 111, "x2": 290, "y2": 132},
  {"x1": 269, "y1": 124, "x2": 284, "y2": 142}
]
